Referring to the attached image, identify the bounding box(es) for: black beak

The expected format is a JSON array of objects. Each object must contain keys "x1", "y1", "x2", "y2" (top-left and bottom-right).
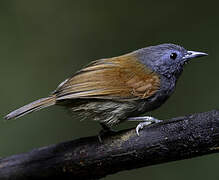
[{"x1": 183, "y1": 51, "x2": 208, "y2": 60}]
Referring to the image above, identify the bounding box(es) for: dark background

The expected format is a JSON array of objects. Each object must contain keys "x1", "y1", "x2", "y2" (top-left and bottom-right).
[{"x1": 1, "y1": 1, "x2": 218, "y2": 179}]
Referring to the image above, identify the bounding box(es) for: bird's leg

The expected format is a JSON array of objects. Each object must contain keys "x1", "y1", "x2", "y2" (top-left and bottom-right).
[
  {"x1": 98, "y1": 123, "x2": 116, "y2": 143},
  {"x1": 127, "y1": 116, "x2": 162, "y2": 136}
]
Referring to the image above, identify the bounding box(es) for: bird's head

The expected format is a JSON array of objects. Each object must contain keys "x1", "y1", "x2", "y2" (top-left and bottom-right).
[{"x1": 136, "y1": 43, "x2": 208, "y2": 78}]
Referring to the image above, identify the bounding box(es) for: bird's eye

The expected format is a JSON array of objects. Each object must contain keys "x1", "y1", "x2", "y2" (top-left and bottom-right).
[{"x1": 170, "y1": 53, "x2": 177, "y2": 60}]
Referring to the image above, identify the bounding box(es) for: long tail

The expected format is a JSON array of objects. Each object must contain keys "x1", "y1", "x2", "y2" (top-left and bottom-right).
[{"x1": 5, "y1": 95, "x2": 56, "y2": 120}]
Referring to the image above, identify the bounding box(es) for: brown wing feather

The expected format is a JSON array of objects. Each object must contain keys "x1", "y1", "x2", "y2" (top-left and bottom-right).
[{"x1": 54, "y1": 53, "x2": 160, "y2": 101}]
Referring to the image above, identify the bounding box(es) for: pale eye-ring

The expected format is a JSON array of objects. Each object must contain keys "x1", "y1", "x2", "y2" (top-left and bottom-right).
[{"x1": 170, "y1": 52, "x2": 177, "y2": 60}]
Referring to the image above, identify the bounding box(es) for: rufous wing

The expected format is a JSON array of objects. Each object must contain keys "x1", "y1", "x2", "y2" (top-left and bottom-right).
[{"x1": 54, "y1": 53, "x2": 160, "y2": 101}]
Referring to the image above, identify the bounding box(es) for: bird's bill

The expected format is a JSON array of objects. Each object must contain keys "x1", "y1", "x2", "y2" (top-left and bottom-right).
[{"x1": 183, "y1": 51, "x2": 208, "y2": 60}]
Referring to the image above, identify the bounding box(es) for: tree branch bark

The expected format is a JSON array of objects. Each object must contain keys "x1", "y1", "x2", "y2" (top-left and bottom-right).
[{"x1": 1, "y1": 110, "x2": 219, "y2": 180}]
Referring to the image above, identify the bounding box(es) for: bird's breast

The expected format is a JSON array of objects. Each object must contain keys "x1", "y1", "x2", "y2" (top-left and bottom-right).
[{"x1": 134, "y1": 75, "x2": 176, "y2": 114}]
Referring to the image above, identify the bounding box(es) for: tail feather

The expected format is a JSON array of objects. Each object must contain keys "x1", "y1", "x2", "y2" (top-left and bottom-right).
[{"x1": 5, "y1": 96, "x2": 56, "y2": 120}]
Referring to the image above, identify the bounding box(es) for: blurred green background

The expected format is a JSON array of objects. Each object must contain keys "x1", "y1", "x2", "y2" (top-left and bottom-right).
[{"x1": 1, "y1": 0, "x2": 218, "y2": 179}]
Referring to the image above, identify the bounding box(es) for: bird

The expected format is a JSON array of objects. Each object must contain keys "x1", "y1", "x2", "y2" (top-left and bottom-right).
[{"x1": 5, "y1": 43, "x2": 208, "y2": 136}]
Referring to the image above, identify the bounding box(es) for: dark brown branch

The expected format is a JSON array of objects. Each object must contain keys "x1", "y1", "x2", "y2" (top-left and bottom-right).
[{"x1": 1, "y1": 110, "x2": 219, "y2": 180}]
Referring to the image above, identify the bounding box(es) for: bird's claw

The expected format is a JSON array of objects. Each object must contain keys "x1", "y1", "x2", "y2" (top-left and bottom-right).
[
  {"x1": 136, "y1": 122, "x2": 152, "y2": 136},
  {"x1": 134, "y1": 117, "x2": 163, "y2": 136}
]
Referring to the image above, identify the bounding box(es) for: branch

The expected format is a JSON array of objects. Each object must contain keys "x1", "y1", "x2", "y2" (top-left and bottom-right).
[{"x1": 1, "y1": 110, "x2": 219, "y2": 180}]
